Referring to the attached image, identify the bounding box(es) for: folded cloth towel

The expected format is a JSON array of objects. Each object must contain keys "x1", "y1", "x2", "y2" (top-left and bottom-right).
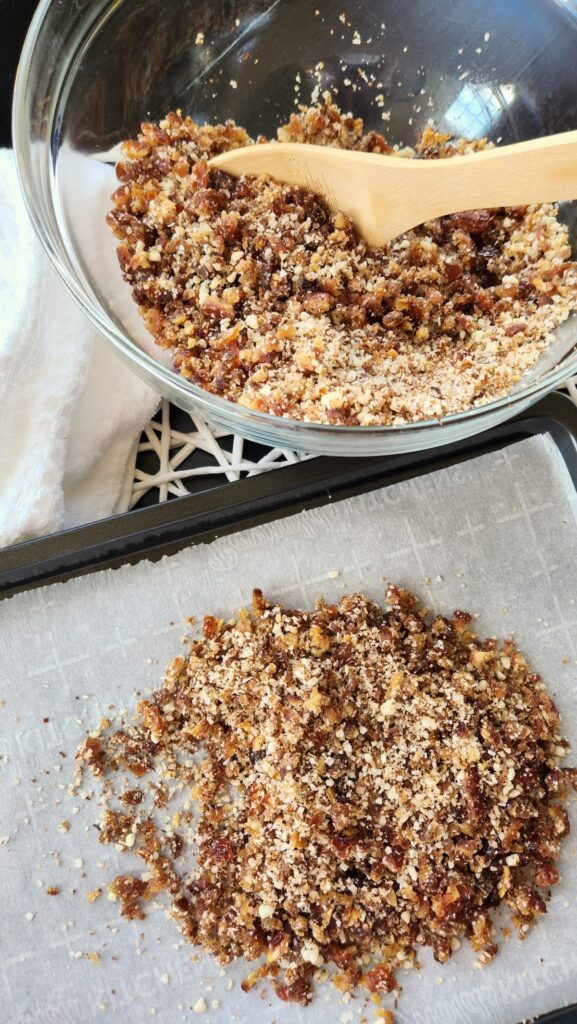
[{"x1": 0, "y1": 150, "x2": 159, "y2": 548}]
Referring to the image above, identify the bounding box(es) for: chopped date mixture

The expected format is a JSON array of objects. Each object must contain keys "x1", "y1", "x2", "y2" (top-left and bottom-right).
[
  {"x1": 77, "y1": 585, "x2": 576, "y2": 1007},
  {"x1": 107, "y1": 97, "x2": 577, "y2": 425}
]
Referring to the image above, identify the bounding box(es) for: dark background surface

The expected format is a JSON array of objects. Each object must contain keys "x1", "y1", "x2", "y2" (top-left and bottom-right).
[{"x1": 1, "y1": 0, "x2": 37, "y2": 146}]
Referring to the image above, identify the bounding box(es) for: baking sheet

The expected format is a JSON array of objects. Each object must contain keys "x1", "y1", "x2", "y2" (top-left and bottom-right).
[{"x1": 1, "y1": 433, "x2": 577, "y2": 1024}]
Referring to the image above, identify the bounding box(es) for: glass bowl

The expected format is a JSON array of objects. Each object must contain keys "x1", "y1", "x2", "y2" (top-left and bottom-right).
[{"x1": 13, "y1": 0, "x2": 577, "y2": 456}]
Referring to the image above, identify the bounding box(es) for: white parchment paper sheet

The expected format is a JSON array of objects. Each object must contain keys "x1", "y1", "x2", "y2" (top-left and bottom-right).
[{"x1": 1, "y1": 433, "x2": 577, "y2": 1024}]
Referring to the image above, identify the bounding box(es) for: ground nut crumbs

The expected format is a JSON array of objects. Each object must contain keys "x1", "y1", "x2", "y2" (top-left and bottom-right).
[
  {"x1": 77, "y1": 585, "x2": 576, "y2": 1008},
  {"x1": 107, "y1": 96, "x2": 577, "y2": 426}
]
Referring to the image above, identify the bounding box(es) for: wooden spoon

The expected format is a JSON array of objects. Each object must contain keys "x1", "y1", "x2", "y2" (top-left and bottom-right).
[{"x1": 209, "y1": 131, "x2": 577, "y2": 246}]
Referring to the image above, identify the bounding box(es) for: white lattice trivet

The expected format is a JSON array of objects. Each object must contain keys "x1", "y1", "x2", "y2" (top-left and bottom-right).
[
  {"x1": 130, "y1": 378, "x2": 577, "y2": 508},
  {"x1": 129, "y1": 399, "x2": 314, "y2": 508}
]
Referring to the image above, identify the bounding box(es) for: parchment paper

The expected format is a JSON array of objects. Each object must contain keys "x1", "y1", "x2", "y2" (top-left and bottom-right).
[{"x1": 2, "y1": 433, "x2": 577, "y2": 1024}]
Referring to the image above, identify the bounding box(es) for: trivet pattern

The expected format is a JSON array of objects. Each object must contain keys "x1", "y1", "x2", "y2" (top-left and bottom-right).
[
  {"x1": 131, "y1": 378, "x2": 577, "y2": 508},
  {"x1": 130, "y1": 399, "x2": 314, "y2": 508}
]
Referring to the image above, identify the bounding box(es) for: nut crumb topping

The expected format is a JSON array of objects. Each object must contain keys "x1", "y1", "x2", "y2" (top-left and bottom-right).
[
  {"x1": 108, "y1": 96, "x2": 577, "y2": 426},
  {"x1": 78, "y1": 585, "x2": 575, "y2": 1007}
]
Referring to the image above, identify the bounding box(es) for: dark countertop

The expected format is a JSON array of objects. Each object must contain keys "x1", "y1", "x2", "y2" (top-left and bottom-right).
[{"x1": 1, "y1": 0, "x2": 38, "y2": 147}]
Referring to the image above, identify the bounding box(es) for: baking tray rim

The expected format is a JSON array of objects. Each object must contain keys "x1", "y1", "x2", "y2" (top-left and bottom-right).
[{"x1": 2, "y1": 392, "x2": 577, "y2": 599}]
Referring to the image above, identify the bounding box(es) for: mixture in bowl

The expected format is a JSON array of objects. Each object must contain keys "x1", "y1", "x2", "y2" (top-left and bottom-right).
[{"x1": 108, "y1": 97, "x2": 577, "y2": 425}]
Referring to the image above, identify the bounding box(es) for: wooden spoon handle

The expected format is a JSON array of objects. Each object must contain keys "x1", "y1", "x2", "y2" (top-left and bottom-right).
[{"x1": 429, "y1": 130, "x2": 577, "y2": 215}]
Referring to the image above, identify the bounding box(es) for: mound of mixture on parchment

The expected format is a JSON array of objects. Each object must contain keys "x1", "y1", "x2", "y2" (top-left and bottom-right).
[{"x1": 77, "y1": 585, "x2": 576, "y2": 1014}]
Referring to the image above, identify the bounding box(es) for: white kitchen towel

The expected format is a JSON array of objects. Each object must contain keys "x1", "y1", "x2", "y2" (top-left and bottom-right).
[{"x1": 0, "y1": 150, "x2": 159, "y2": 548}]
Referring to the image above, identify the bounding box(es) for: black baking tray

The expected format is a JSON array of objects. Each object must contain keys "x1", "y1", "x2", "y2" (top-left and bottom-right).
[
  {"x1": 2, "y1": 392, "x2": 577, "y2": 600},
  {"x1": 2, "y1": 392, "x2": 577, "y2": 1024}
]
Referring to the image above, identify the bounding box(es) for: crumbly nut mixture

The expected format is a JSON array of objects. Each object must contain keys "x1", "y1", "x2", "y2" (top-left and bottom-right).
[
  {"x1": 78, "y1": 585, "x2": 575, "y2": 1007},
  {"x1": 108, "y1": 97, "x2": 577, "y2": 426}
]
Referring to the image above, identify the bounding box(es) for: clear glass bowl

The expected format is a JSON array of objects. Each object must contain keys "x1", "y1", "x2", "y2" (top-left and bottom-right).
[{"x1": 13, "y1": 0, "x2": 577, "y2": 455}]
